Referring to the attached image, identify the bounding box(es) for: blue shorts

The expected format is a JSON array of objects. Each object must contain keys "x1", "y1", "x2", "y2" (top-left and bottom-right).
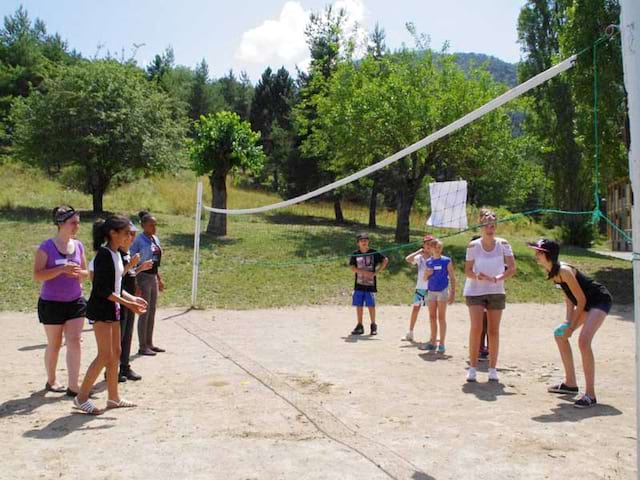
[{"x1": 352, "y1": 290, "x2": 376, "y2": 307}]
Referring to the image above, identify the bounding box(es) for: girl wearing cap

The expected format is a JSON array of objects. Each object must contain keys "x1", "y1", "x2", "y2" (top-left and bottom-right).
[
  {"x1": 464, "y1": 209, "x2": 516, "y2": 383},
  {"x1": 530, "y1": 238, "x2": 612, "y2": 408},
  {"x1": 33, "y1": 205, "x2": 89, "y2": 396}
]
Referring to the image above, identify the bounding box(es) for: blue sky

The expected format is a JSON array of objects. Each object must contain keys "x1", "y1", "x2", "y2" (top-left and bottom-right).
[{"x1": 3, "y1": 0, "x2": 527, "y2": 82}]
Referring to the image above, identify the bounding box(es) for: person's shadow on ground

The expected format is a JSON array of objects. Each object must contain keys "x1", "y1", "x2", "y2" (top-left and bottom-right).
[
  {"x1": 531, "y1": 402, "x2": 623, "y2": 423},
  {"x1": 412, "y1": 472, "x2": 436, "y2": 480},
  {"x1": 461, "y1": 382, "x2": 516, "y2": 402},
  {"x1": 342, "y1": 335, "x2": 379, "y2": 343},
  {"x1": 1, "y1": 380, "x2": 109, "y2": 419},
  {"x1": 0, "y1": 389, "x2": 66, "y2": 418},
  {"x1": 17, "y1": 343, "x2": 47, "y2": 352},
  {"x1": 23, "y1": 413, "x2": 116, "y2": 439},
  {"x1": 418, "y1": 353, "x2": 452, "y2": 362}
]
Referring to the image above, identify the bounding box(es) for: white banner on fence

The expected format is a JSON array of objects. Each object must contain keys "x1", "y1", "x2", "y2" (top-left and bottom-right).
[{"x1": 427, "y1": 180, "x2": 468, "y2": 229}]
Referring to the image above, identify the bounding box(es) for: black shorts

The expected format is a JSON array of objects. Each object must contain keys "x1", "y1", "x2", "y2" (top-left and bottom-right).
[{"x1": 38, "y1": 297, "x2": 87, "y2": 325}]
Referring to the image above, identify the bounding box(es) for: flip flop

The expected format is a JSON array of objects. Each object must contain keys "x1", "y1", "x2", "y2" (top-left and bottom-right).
[{"x1": 45, "y1": 382, "x2": 66, "y2": 393}]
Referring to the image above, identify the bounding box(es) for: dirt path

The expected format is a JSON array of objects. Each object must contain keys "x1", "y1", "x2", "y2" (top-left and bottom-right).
[{"x1": 0, "y1": 304, "x2": 636, "y2": 479}]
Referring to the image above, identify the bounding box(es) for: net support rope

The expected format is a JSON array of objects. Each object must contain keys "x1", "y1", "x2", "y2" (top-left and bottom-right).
[{"x1": 203, "y1": 55, "x2": 577, "y2": 215}]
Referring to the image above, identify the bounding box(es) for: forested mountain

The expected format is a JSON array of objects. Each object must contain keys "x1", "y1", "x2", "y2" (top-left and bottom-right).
[{"x1": 453, "y1": 52, "x2": 518, "y2": 86}]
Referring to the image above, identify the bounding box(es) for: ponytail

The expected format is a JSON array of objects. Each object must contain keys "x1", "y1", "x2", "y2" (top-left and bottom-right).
[
  {"x1": 92, "y1": 219, "x2": 107, "y2": 251},
  {"x1": 138, "y1": 210, "x2": 152, "y2": 224}
]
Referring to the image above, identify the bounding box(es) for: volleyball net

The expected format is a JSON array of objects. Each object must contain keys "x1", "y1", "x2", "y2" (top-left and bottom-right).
[{"x1": 189, "y1": 33, "x2": 635, "y2": 306}]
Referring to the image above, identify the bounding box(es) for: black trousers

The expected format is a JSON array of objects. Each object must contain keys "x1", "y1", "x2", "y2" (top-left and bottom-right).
[{"x1": 120, "y1": 305, "x2": 135, "y2": 371}]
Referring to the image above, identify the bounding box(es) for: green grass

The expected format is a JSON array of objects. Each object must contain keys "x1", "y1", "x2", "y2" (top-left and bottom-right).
[{"x1": 0, "y1": 162, "x2": 632, "y2": 311}]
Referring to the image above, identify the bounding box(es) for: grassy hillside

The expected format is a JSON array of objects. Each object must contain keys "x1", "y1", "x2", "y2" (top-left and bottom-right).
[{"x1": 0, "y1": 163, "x2": 632, "y2": 311}]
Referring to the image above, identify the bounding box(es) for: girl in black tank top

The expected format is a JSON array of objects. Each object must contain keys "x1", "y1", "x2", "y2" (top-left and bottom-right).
[
  {"x1": 554, "y1": 266, "x2": 612, "y2": 311},
  {"x1": 529, "y1": 238, "x2": 612, "y2": 409}
]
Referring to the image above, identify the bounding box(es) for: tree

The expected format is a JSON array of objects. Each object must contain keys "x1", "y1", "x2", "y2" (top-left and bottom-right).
[
  {"x1": 516, "y1": 0, "x2": 624, "y2": 245},
  {"x1": 0, "y1": 6, "x2": 78, "y2": 152},
  {"x1": 190, "y1": 111, "x2": 265, "y2": 236},
  {"x1": 293, "y1": 6, "x2": 350, "y2": 222},
  {"x1": 12, "y1": 59, "x2": 186, "y2": 213},
  {"x1": 188, "y1": 59, "x2": 216, "y2": 123},
  {"x1": 306, "y1": 48, "x2": 516, "y2": 242},
  {"x1": 217, "y1": 69, "x2": 253, "y2": 121},
  {"x1": 249, "y1": 66, "x2": 296, "y2": 191}
]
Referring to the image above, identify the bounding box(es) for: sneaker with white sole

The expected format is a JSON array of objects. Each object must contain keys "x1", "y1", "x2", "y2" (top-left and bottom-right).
[
  {"x1": 488, "y1": 368, "x2": 499, "y2": 382},
  {"x1": 574, "y1": 394, "x2": 597, "y2": 408},
  {"x1": 466, "y1": 367, "x2": 477, "y2": 383},
  {"x1": 403, "y1": 331, "x2": 414, "y2": 341},
  {"x1": 419, "y1": 341, "x2": 437, "y2": 351}
]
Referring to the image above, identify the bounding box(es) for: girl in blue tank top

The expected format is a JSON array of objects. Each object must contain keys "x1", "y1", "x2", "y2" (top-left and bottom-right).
[{"x1": 421, "y1": 239, "x2": 456, "y2": 354}]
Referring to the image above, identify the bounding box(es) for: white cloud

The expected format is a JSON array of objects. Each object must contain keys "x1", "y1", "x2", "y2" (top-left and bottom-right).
[
  {"x1": 236, "y1": 2, "x2": 309, "y2": 66},
  {"x1": 235, "y1": 0, "x2": 369, "y2": 76}
]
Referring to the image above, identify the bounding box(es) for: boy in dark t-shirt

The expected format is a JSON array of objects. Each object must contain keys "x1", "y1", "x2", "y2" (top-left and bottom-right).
[{"x1": 349, "y1": 232, "x2": 388, "y2": 336}]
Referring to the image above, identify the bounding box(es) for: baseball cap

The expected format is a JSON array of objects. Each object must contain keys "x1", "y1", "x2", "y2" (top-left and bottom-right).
[
  {"x1": 356, "y1": 232, "x2": 369, "y2": 241},
  {"x1": 528, "y1": 238, "x2": 559, "y2": 257},
  {"x1": 128, "y1": 221, "x2": 138, "y2": 232}
]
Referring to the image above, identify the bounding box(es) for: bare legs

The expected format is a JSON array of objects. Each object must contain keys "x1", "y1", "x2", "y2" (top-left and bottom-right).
[
  {"x1": 555, "y1": 309, "x2": 607, "y2": 398},
  {"x1": 77, "y1": 322, "x2": 122, "y2": 404},
  {"x1": 43, "y1": 317, "x2": 84, "y2": 390},
  {"x1": 468, "y1": 306, "x2": 502, "y2": 369}
]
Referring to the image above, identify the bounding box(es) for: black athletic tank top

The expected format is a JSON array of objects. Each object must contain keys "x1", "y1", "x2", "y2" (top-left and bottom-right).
[{"x1": 554, "y1": 264, "x2": 612, "y2": 309}]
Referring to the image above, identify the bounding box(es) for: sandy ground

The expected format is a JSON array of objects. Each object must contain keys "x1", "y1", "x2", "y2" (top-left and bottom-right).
[{"x1": 0, "y1": 304, "x2": 636, "y2": 480}]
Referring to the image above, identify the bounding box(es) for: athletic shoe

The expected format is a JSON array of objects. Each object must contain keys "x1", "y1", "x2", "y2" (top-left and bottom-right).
[
  {"x1": 351, "y1": 324, "x2": 364, "y2": 335},
  {"x1": 547, "y1": 383, "x2": 579, "y2": 394},
  {"x1": 419, "y1": 341, "x2": 437, "y2": 351},
  {"x1": 437, "y1": 344, "x2": 446, "y2": 354},
  {"x1": 370, "y1": 323, "x2": 378, "y2": 336},
  {"x1": 574, "y1": 394, "x2": 597, "y2": 408},
  {"x1": 403, "y1": 331, "x2": 414, "y2": 341},
  {"x1": 466, "y1": 367, "x2": 477, "y2": 383},
  {"x1": 488, "y1": 368, "x2": 499, "y2": 382}
]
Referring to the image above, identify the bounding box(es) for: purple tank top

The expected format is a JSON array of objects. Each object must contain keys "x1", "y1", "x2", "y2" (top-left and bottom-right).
[{"x1": 39, "y1": 239, "x2": 84, "y2": 302}]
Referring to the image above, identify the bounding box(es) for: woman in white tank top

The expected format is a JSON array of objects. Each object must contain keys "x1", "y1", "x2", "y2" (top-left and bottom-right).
[{"x1": 463, "y1": 209, "x2": 516, "y2": 383}]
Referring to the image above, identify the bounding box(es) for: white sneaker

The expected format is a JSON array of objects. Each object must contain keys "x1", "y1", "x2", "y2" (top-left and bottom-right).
[
  {"x1": 488, "y1": 368, "x2": 499, "y2": 382},
  {"x1": 403, "y1": 331, "x2": 414, "y2": 341},
  {"x1": 466, "y1": 367, "x2": 477, "y2": 383}
]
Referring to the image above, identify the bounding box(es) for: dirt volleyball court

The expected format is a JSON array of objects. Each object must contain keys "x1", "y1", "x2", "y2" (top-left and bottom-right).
[{"x1": 0, "y1": 304, "x2": 636, "y2": 479}]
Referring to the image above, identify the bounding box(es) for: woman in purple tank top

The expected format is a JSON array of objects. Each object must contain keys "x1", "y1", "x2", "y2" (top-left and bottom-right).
[{"x1": 32, "y1": 206, "x2": 89, "y2": 396}]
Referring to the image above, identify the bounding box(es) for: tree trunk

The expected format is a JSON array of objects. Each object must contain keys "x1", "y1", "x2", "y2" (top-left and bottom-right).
[
  {"x1": 333, "y1": 195, "x2": 345, "y2": 223},
  {"x1": 395, "y1": 185, "x2": 418, "y2": 243},
  {"x1": 207, "y1": 174, "x2": 227, "y2": 236},
  {"x1": 92, "y1": 190, "x2": 104, "y2": 214},
  {"x1": 368, "y1": 181, "x2": 378, "y2": 229}
]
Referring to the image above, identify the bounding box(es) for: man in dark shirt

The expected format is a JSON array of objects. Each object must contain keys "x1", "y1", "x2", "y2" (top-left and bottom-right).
[{"x1": 349, "y1": 233, "x2": 388, "y2": 336}]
